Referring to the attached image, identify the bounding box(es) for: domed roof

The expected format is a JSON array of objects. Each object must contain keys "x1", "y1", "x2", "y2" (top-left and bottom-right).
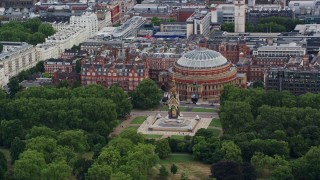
[{"x1": 177, "y1": 48, "x2": 228, "y2": 68}]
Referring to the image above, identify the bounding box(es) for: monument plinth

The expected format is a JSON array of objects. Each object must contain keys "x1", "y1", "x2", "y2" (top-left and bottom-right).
[{"x1": 138, "y1": 79, "x2": 212, "y2": 136}]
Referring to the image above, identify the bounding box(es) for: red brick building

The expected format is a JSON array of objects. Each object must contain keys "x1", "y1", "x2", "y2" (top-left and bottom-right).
[
  {"x1": 60, "y1": 49, "x2": 87, "y2": 60},
  {"x1": 95, "y1": 2, "x2": 121, "y2": 24},
  {"x1": 44, "y1": 58, "x2": 76, "y2": 76},
  {"x1": 81, "y1": 62, "x2": 149, "y2": 91},
  {"x1": 143, "y1": 53, "x2": 181, "y2": 81},
  {"x1": 200, "y1": 40, "x2": 250, "y2": 64}
]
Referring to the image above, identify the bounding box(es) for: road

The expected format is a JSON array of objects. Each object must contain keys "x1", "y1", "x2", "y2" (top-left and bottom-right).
[
  {"x1": 131, "y1": 110, "x2": 218, "y2": 119},
  {"x1": 180, "y1": 101, "x2": 220, "y2": 109}
]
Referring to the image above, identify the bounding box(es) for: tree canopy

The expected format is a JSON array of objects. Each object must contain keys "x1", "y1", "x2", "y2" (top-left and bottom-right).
[
  {"x1": 0, "y1": 18, "x2": 55, "y2": 45},
  {"x1": 131, "y1": 79, "x2": 162, "y2": 109}
]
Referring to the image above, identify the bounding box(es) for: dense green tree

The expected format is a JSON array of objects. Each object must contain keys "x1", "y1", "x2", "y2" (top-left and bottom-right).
[
  {"x1": 24, "y1": 18, "x2": 42, "y2": 33},
  {"x1": 87, "y1": 163, "x2": 113, "y2": 180},
  {"x1": 119, "y1": 129, "x2": 144, "y2": 144},
  {"x1": 211, "y1": 160, "x2": 242, "y2": 180},
  {"x1": 96, "y1": 147, "x2": 121, "y2": 167},
  {"x1": 291, "y1": 146, "x2": 320, "y2": 179},
  {"x1": 220, "y1": 141, "x2": 243, "y2": 163},
  {"x1": 14, "y1": 150, "x2": 46, "y2": 180},
  {"x1": 38, "y1": 24, "x2": 55, "y2": 37},
  {"x1": 107, "y1": 85, "x2": 132, "y2": 117},
  {"x1": 192, "y1": 137, "x2": 222, "y2": 163},
  {"x1": 159, "y1": 165, "x2": 169, "y2": 179},
  {"x1": 220, "y1": 101, "x2": 254, "y2": 134},
  {"x1": 155, "y1": 139, "x2": 171, "y2": 159},
  {"x1": 251, "y1": 152, "x2": 292, "y2": 179},
  {"x1": 221, "y1": 23, "x2": 234, "y2": 32},
  {"x1": 42, "y1": 160, "x2": 72, "y2": 180},
  {"x1": 131, "y1": 79, "x2": 162, "y2": 109},
  {"x1": 241, "y1": 162, "x2": 257, "y2": 180},
  {"x1": 151, "y1": 17, "x2": 161, "y2": 26},
  {"x1": 73, "y1": 158, "x2": 93, "y2": 180},
  {"x1": 35, "y1": 61, "x2": 45, "y2": 73},
  {"x1": 0, "y1": 151, "x2": 7, "y2": 179},
  {"x1": 171, "y1": 164, "x2": 178, "y2": 174},
  {"x1": 107, "y1": 137, "x2": 134, "y2": 156},
  {"x1": 26, "y1": 126, "x2": 57, "y2": 139},
  {"x1": 57, "y1": 130, "x2": 89, "y2": 153},
  {"x1": 8, "y1": 78, "x2": 22, "y2": 97},
  {"x1": 252, "y1": 80, "x2": 263, "y2": 88},
  {"x1": 75, "y1": 59, "x2": 81, "y2": 73},
  {"x1": 26, "y1": 136, "x2": 57, "y2": 163},
  {"x1": 0, "y1": 120, "x2": 24, "y2": 147},
  {"x1": 110, "y1": 172, "x2": 132, "y2": 180},
  {"x1": 28, "y1": 32, "x2": 46, "y2": 45},
  {"x1": 10, "y1": 137, "x2": 25, "y2": 163}
]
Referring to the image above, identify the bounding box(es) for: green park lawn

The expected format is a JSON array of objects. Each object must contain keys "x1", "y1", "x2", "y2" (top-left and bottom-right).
[
  {"x1": 130, "y1": 116, "x2": 147, "y2": 124},
  {"x1": 151, "y1": 154, "x2": 212, "y2": 180},
  {"x1": 143, "y1": 134, "x2": 163, "y2": 139},
  {"x1": 191, "y1": 108, "x2": 215, "y2": 113},
  {"x1": 159, "y1": 153, "x2": 194, "y2": 164},
  {"x1": 170, "y1": 135, "x2": 185, "y2": 140},
  {"x1": 210, "y1": 128, "x2": 221, "y2": 137},
  {"x1": 209, "y1": 118, "x2": 222, "y2": 128}
]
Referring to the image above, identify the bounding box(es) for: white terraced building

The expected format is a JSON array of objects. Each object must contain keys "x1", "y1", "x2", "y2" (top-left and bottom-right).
[
  {"x1": 45, "y1": 25, "x2": 89, "y2": 54},
  {"x1": 70, "y1": 12, "x2": 98, "y2": 38},
  {"x1": 253, "y1": 43, "x2": 306, "y2": 57},
  {"x1": 0, "y1": 42, "x2": 37, "y2": 88},
  {"x1": 36, "y1": 43, "x2": 60, "y2": 61}
]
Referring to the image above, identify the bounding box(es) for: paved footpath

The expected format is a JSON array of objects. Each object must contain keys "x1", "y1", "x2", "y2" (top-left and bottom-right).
[{"x1": 111, "y1": 110, "x2": 219, "y2": 136}]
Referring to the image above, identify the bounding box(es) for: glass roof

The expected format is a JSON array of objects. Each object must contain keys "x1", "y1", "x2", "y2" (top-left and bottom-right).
[{"x1": 177, "y1": 48, "x2": 228, "y2": 68}]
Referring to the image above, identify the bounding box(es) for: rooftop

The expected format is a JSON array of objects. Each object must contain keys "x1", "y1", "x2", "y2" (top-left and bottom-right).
[{"x1": 176, "y1": 48, "x2": 228, "y2": 69}]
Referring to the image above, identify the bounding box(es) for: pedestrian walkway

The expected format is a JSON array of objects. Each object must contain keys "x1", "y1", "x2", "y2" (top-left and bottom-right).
[{"x1": 111, "y1": 115, "x2": 135, "y2": 136}]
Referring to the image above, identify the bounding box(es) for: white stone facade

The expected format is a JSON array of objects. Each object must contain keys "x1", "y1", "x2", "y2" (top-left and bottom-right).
[
  {"x1": 0, "y1": 42, "x2": 37, "y2": 87},
  {"x1": 253, "y1": 43, "x2": 306, "y2": 57},
  {"x1": 36, "y1": 43, "x2": 60, "y2": 61},
  {"x1": 70, "y1": 12, "x2": 98, "y2": 38},
  {"x1": 234, "y1": 0, "x2": 246, "y2": 33},
  {"x1": 0, "y1": 66, "x2": 5, "y2": 88},
  {"x1": 45, "y1": 26, "x2": 89, "y2": 54},
  {"x1": 186, "y1": 10, "x2": 211, "y2": 38}
]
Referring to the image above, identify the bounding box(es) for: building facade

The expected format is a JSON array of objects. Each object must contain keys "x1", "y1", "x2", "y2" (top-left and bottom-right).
[
  {"x1": 168, "y1": 48, "x2": 245, "y2": 103},
  {"x1": 234, "y1": 0, "x2": 245, "y2": 33},
  {"x1": 81, "y1": 62, "x2": 149, "y2": 91},
  {"x1": 44, "y1": 58, "x2": 75, "y2": 76},
  {"x1": 186, "y1": 9, "x2": 211, "y2": 38},
  {"x1": 36, "y1": 43, "x2": 60, "y2": 61},
  {"x1": 0, "y1": 42, "x2": 37, "y2": 87},
  {"x1": 144, "y1": 53, "x2": 181, "y2": 81},
  {"x1": 70, "y1": 12, "x2": 98, "y2": 38}
]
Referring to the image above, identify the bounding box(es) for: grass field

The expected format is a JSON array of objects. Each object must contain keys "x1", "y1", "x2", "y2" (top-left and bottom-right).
[
  {"x1": 150, "y1": 154, "x2": 212, "y2": 180},
  {"x1": 170, "y1": 135, "x2": 185, "y2": 140},
  {"x1": 191, "y1": 108, "x2": 215, "y2": 113},
  {"x1": 0, "y1": 147, "x2": 11, "y2": 168},
  {"x1": 143, "y1": 134, "x2": 163, "y2": 139},
  {"x1": 210, "y1": 128, "x2": 221, "y2": 137},
  {"x1": 209, "y1": 118, "x2": 222, "y2": 128},
  {"x1": 120, "y1": 126, "x2": 140, "y2": 135},
  {"x1": 130, "y1": 116, "x2": 147, "y2": 124},
  {"x1": 160, "y1": 154, "x2": 194, "y2": 164}
]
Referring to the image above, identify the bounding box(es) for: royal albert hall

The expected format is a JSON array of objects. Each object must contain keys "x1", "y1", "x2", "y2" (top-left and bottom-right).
[{"x1": 168, "y1": 48, "x2": 238, "y2": 103}]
